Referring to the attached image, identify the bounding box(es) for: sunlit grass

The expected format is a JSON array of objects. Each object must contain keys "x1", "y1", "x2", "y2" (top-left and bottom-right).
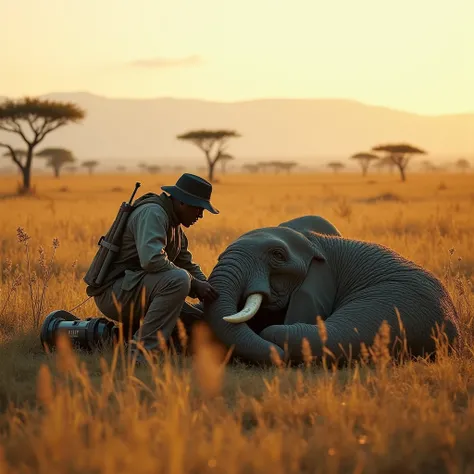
[{"x1": 0, "y1": 170, "x2": 473, "y2": 473}]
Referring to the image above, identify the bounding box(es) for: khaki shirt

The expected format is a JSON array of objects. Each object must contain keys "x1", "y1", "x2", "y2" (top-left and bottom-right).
[{"x1": 86, "y1": 192, "x2": 207, "y2": 296}]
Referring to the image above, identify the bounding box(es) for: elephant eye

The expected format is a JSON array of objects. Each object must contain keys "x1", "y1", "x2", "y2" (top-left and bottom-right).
[{"x1": 271, "y1": 249, "x2": 287, "y2": 261}]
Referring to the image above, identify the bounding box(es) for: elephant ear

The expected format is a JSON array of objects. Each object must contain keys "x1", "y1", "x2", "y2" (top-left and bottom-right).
[
  {"x1": 284, "y1": 256, "x2": 335, "y2": 325},
  {"x1": 282, "y1": 231, "x2": 333, "y2": 325}
]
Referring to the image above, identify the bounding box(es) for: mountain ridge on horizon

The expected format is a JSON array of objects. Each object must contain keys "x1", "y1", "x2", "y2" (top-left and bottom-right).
[
  {"x1": 3, "y1": 91, "x2": 474, "y2": 117},
  {"x1": 1, "y1": 92, "x2": 473, "y2": 166}
]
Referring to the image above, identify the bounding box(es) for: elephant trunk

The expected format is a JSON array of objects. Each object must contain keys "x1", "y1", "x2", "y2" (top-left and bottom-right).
[{"x1": 204, "y1": 257, "x2": 285, "y2": 363}]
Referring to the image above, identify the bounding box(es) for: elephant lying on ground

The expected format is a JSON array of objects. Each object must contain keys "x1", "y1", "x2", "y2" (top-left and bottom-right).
[{"x1": 202, "y1": 216, "x2": 459, "y2": 364}]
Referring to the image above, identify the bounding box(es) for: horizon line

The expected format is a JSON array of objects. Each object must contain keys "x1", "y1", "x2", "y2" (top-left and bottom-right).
[{"x1": 2, "y1": 90, "x2": 474, "y2": 118}]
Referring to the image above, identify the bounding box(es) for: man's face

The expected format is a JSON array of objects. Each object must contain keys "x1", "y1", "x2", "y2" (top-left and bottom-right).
[{"x1": 179, "y1": 202, "x2": 204, "y2": 227}]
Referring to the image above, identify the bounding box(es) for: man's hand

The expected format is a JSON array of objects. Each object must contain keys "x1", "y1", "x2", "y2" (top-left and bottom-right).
[{"x1": 191, "y1": 279, "x2": 219, "y2": 303}]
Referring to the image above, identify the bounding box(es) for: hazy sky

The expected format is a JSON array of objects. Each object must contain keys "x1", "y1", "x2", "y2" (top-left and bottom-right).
[{"x1": 1, "y1": 0, "x2": 472, "y2": 115}]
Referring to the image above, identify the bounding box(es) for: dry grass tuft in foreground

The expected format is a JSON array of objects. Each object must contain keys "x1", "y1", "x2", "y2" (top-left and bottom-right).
[
  {"x1": 1, "y1": 330, "x2": 474, "y2": 474},
  {"x1": 0, "y1": 171, "x2": 473, "y2": 473}
]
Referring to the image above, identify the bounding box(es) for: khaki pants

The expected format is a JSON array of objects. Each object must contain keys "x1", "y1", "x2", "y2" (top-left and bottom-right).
[{"x1": 94, "y1": 268, "x2": 203, "y2": 356}]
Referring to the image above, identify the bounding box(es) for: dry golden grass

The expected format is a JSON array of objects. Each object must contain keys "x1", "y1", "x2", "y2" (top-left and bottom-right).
[{"x1": 0, "y1": 170, "x2": 473, "y2": 473}]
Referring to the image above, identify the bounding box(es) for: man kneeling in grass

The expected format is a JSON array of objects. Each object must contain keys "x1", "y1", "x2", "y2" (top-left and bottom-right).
[{"x1": 85, "y1": 173, "x2": 220, "y2": 362}]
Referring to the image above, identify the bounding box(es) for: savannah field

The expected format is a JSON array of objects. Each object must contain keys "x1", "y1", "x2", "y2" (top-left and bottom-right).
[{"x1": 0, "y1": 170, "x2": 473, "y2": 474}]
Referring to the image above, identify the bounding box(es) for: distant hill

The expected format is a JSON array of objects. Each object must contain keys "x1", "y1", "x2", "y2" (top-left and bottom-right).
[{"x1": 1, "y1": 92, "x2": 473, "y2": 168}]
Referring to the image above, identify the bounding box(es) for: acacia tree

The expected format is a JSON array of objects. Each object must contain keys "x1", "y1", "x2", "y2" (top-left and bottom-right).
[
  {"x1": 372, "y1": 143, "x2": 426, "y2": 182},
  {"x1": 0, "y1": 97, "x2": 85, "y2": 193},
  {"x1": 455, "y1": 158, "x2": 471, "y2": 173},
  {"x1": 327, "y1": 161, "x2": 345, "y2": 173},
  {"x1": 82, "y1": 160, "x2": 99, "y2": 175},
  {"x1": 264, "y1": 160, "x2": 298, "y2": 174},
  {"x1": 256, "y1": 162, "x2": 270, "y2": 173},
  {"x1": 350, "y1": 152, "x2": 379, "y2": 176},
  {"x1": 279, "y1": 161, "x2": 298, "y2": 174},
  {"x1": 147, "y1": 165, "x2": 161, "y2": 174},
  {"x1": 242, "y1": 163, "x2": 260, "y2": 173},
  {"x1": 267, "y1": 161, "x2": 283, "y2": 173},
  {"x1": 176, "y1": 129, "x2": 240, "y2": 182},
  {"x1": 138, "y1": 162, "x2": 161, "y2": 174},
  {"x1": 36, "y1": 147, "x2": 76, "y2": 178}
]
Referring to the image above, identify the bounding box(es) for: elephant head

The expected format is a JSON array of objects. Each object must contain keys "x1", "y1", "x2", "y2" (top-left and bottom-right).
[{"x1": 203, "y1": 216, "x2": 342, "y2": 363}]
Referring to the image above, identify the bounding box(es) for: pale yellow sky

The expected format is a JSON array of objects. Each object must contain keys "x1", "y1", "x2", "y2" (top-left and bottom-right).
[{"x1": 1, "y1": 0, "x2": 472, "y2": 115}]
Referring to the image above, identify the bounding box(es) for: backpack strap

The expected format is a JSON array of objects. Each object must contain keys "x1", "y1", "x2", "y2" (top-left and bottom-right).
[{"x1": 98, "y1": 236, "x2": 120, "y2": 253}]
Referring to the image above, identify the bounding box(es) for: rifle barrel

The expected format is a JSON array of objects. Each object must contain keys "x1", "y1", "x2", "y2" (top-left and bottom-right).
[{"x1": 128, "y1": 182, "x2": 141, "y2": 204}]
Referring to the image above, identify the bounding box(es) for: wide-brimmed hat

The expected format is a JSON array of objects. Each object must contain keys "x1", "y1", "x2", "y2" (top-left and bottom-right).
[{"x1": 161, "y1": 173, "x2": 219, "y2": 214}]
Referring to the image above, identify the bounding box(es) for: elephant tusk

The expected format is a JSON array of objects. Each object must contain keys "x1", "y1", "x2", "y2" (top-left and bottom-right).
[{"x1": 223, "y1": 294, "x2": 263, "y2": 324}]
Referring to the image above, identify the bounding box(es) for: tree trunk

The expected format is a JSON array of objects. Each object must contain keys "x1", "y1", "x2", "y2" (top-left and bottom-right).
[
  {"x1": 22, "y1": 166, "x2": 31, "y2": 193},
  {"x1": 208, "y1": 162, "x2": 216, "y2": 183},
  {"x1": 362, "y1": 162, "x2": 368, "y2": 176},
  {"x1": 54, "y1": 166, "x2": 60, "y2": 178},
  {"x1": 398, "y1": 164, "x2": 406, "y2": 182},
  {"x1": 21, "y1": 146, "x2": 34, "y2": 193}
]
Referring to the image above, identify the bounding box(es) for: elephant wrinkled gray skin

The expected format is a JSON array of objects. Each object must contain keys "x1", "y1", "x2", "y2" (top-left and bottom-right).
[{"x1": 203, "y1": 215, "x2": 459, "y2": 364}]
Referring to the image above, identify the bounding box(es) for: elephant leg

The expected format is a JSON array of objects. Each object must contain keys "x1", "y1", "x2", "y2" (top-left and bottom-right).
[{"x1": 260, "y1": 293, "x2": 438, "y2": 364}]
